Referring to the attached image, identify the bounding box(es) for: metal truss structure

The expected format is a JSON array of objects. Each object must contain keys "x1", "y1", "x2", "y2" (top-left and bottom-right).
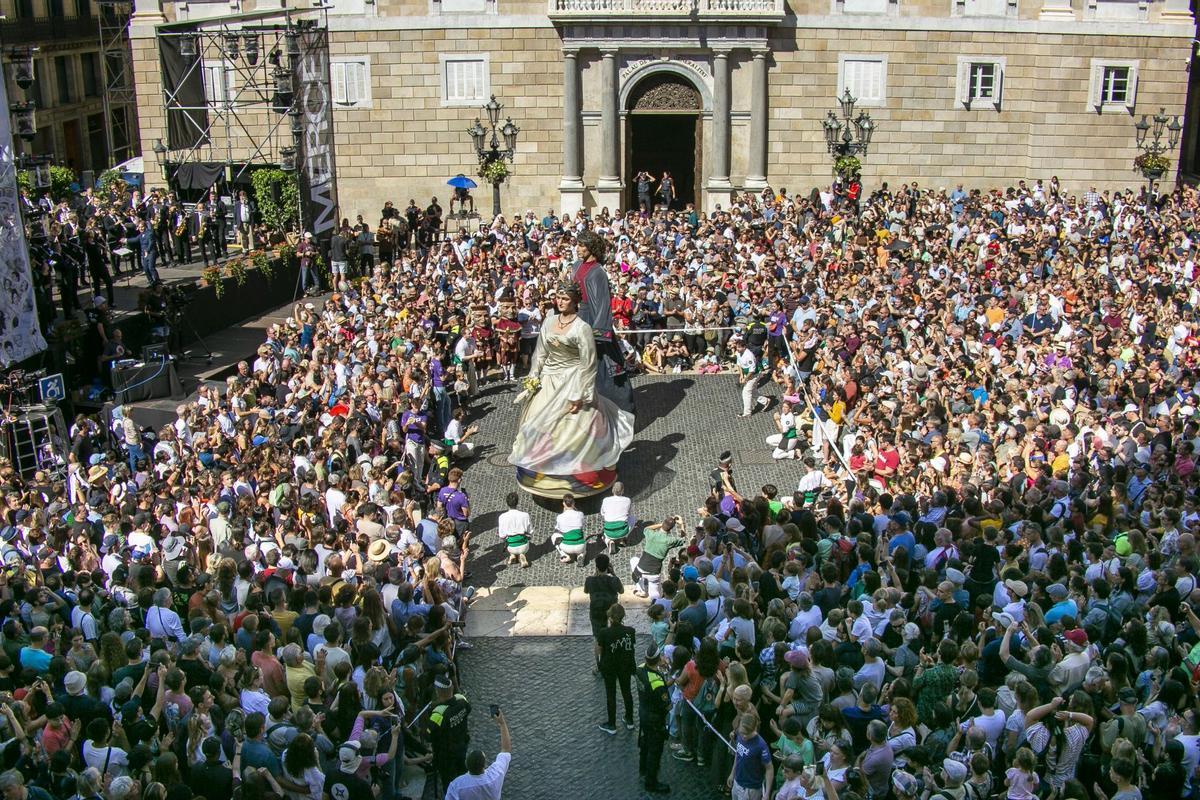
[
  {"x1": 157, "y1": 5, "x2": 329, "y2": 186},
  {"x1": 98, "y1": 0, "x2": 137, "y2": 166}
]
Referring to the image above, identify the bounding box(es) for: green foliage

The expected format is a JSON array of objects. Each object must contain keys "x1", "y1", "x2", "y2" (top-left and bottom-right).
[
  {"x1": 480, "y1": 159, "x2": 509, "y2": 185},
  {"x1": 251, "y1": 168, "x2": 299, "y2": 232},
  {"x1": 202, "y1": 265, "x2": 224, "y2": 299},
  {"x1": 228, "y1": 258, "x2": 248, "y2": 286},
  {"x1": 1133, "y1": 152, "x2": 1170, "y2": 173},
  {"x1": 16, "y1": 165, "x2": 77, "y2": 202},
  {"x1": 833, "y1": 155, "x2": 861, "y2": 178},
  {"x1": 252, "y1": 251, "x2": 274, "y2": 281},
  {"x1": 48, "y1": 166, "x2": 76, "y2": 202},
  {"x1": 98, "y1": 169, "x2": 126, "y2": 196}
]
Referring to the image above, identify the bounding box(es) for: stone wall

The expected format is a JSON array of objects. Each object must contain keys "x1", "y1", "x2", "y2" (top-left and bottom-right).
[
  {"x1": 765, "y1": 29, "x2": 1190, "y2": 193},
  {"x1": 129, "y1": 3, "x2": 1193, "y2": 219}
]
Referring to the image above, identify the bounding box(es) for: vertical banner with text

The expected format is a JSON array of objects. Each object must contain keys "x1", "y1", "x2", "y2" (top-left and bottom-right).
[
  {"x1": 0, "y1": 77, "x2": 48, "y2": 367},
  {"x1": 292, "y1": 25, "x2": 339, "y2": 247}
]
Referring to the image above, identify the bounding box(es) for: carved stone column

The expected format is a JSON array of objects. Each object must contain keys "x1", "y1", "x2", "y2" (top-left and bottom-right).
[
  {"x1": 745, "y1": 49, "x2": 769, "y2": 190},
  {"x1": 705, "y1": 48, "x2": 733, "y2": 211},
  {"x1": 596, "y1": 48, "x2": 624, "y2": 210},
  {"x1": 559, "y1": 48, "x2": 585, "y2": 215}
]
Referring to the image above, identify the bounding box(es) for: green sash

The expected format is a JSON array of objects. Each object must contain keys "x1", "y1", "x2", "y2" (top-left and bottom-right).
[
  {"x1": 561, "y1": 528, "x2": 585, "y2": 545},
  {"x1": 506, "y1": 533, "x2": 529, "y2": 548},
  {"x1": 603, "y1": 520, "x2": 629, "y2": 540}
]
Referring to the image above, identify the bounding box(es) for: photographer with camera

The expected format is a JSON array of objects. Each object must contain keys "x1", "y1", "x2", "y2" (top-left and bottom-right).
[{"x1": 444, "y1": 706, "x2": 511, "y2": 800}]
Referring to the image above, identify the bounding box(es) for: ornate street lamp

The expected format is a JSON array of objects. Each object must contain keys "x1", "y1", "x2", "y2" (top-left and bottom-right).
[
  {"x1": 1132, "y1": 106, "x2": 1182, "y2": 208},
  {"x1": 10, "y1": 103, "x2": 36, "y2": 142},
  {"x1": 243, "y1": 33, "x2": 260, "y2": 66},
  {"x1": 279, "y1": 145, "x2": 297, "y2": 172},
  {"x1": 32, "y1": 157, "x2": 51, "y2": 191},
  {"x1": 465, "y1": 95, "x2": 520, "y2": 219},
  {"x1": 179, "y1": 33, "x2": 197, "y2": 59},
  {"x1": 820, "y1": 89, "x2": 875, "y2": 181},
  {"x1": 8, "y1": 47, "x2": 36, "y2": 91}
]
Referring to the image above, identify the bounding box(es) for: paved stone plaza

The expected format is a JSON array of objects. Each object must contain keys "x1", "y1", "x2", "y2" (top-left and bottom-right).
[
  {"x1": 445, "y1": 373, "x2": 800, "y2": 798},
  {"x1": 460, "y1": 372, "x2": 799, "y2": 588}
]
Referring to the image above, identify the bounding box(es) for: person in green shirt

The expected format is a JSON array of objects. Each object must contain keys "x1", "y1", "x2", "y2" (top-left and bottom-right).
[
  {"x1": 769, "y1": 715, "x2": 815, "y2": 765},
  {"x1": 913, "y1": 639, "x2": 960, "y2": 722},
  {"x1": 631, "y1": 516, "x2": 686, "y2": 599}
]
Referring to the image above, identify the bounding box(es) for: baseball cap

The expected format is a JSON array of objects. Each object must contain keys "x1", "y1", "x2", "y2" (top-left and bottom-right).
[{"x1": 337, "y1": 742, "x2": 362, "y2": 773}]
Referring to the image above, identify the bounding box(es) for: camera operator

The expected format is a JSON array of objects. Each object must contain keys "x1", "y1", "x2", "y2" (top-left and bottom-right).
[{"x1": 139, "y1": 283, "x2": 173, "y2": 353}]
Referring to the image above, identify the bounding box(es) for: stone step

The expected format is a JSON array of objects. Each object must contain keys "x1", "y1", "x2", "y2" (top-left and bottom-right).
[{"x1": 464, "y1": 585, "x2": 652, "y2": 638}]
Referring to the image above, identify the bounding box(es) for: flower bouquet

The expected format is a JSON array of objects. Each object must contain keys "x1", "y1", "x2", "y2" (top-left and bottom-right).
[{"x1": 513, "y1": 376, "x2": 541, "y2": 405}]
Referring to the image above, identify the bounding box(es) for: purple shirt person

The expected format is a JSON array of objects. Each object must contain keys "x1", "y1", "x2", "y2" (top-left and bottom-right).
[
  {"x1": 401, "y1": 407, "x2": 428, "y2": 443},
  {"x1": 436, "y1": 469, "x2": 471, "y2": 534}
]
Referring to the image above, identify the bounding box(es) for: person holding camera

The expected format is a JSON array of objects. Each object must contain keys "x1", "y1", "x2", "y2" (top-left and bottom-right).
[{"x1": 445, "y1": 707, "x2": 510, "y2": 800}]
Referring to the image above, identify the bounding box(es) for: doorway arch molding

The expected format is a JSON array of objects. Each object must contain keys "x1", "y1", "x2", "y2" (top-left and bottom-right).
[{"x1": 619, "y1": 59, "x2": 712, "y2": 114}]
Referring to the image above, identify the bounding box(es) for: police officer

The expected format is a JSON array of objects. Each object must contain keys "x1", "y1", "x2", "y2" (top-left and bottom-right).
[
  {"x1": 636, "y1": 643, "x2": 671, "y2": 794},
  {"x1": 426, "y1": 675, "x2": 471, "y2": 793}
]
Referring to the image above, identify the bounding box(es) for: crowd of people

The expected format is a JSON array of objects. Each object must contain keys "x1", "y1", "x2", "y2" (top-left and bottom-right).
[{"x1": 2, "y1": 172, "x2": 1200, "y2": 800}]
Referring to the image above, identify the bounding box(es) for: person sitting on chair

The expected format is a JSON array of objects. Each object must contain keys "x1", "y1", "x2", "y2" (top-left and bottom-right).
[{"x1": 552, "y1": 492, "x2": 587, "y2": 564}]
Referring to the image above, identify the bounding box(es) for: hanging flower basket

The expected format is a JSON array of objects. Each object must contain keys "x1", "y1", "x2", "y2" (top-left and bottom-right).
[
  {"x1": 1133, "y1": 152, "x2": 1170, "y2": 177},
  {"x1": 833, "y1": 155, "x2": 861, "y2": 177},
  {"x1": 480, "y1": 159, "x2": 509, "y2": 185}
]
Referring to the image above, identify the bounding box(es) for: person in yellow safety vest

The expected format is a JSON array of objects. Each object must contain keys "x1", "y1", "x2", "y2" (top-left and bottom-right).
[
  {"x1": 636, "y1": 643, "x2": 672, "y2": 794},
  {"x1": 600, "y1": 481, "x2": 636, "y2": 555},
  {"x1": 552, "y1": 492, "x2": 587, "y2": 563},
  {"x1": 426, "y1": 676, "x2": 472, "y2": 793}
]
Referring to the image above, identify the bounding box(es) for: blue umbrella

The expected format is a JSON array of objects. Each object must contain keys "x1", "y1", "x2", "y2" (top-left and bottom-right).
[{"x1": 447, "y1": 174, "x2": 477, "y2": 190}]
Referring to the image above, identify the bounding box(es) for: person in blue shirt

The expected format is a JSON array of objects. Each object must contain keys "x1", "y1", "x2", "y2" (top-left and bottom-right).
[
  {"x1": 1043, "y1": 583, "x2": 1079, "y2": 625},
  {"x1": 886, "y1": 514, "x2": 915, "y2": 557},
  {"x1": 18, "y1": 626, "x2": 52, "y2": 674},
  {"x1": 728, "y1": 713, "x2": 774, "y2": 799}
]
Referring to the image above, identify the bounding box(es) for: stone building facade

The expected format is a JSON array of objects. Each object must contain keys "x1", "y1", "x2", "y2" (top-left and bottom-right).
[
  {"x1": 4, "y1": 0, "x2": 138, "y2": 178},
  {"x1": 128, "y1": 0, "x2": 1194, "y2": 218}
]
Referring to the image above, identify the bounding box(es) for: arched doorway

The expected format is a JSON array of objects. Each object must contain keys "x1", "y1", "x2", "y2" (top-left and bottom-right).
[{"x1": 624, "y1": 72, "x2": 702, "y2": 212}]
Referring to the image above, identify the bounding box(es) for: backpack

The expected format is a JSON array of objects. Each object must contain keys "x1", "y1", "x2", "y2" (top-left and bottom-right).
[
  {"x1": 693, "y1": 676, "x2": 720, "y2": 717},
  {"x1": 824, "y1": 535, "x2": 855, "y2": 582},
  {"x1": 1092, "y1": 601, "x2": 1122, "y2": 644}
]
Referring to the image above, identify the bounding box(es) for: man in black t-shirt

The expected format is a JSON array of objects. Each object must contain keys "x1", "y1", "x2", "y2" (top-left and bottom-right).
[
  {"x1": 324, "y1": 742, "x2": 374, "y2": 800},
  {"x1": 595, "y1": 604, "x2": 636, "y2": 735},
  {"x1": 583, "y1": 553, "x2": 623, "y2": 642},
  {"x1": 193, "y1": 738, "x2": 233, "y2": 799}
]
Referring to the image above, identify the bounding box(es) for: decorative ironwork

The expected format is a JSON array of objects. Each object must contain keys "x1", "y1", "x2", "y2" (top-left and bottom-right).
[{"x1": 629, "y1": 75, "x2": 701, "y2": 111}]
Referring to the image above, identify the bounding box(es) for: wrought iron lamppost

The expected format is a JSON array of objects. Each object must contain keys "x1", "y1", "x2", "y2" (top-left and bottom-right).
[
  {"x1": 821, "y1": 88, "x2": 875, "y2": 180},
  {"x1": 467, "y1": 94, "x2": 519, "y2": 219},
  {"x1": 1133, "y1": 107, "x2": 1181, "y2": 208}
]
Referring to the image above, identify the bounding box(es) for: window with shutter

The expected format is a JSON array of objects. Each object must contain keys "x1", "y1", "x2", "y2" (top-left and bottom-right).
[
  {"x1": 440, "y1": 55, "x2": 490, "y2": 106},
  {"x1": 955, "y1": 56, "x2": 1004, "y2": 110},
  {"x1": 1088, "y1": 59, "x2": 1138, "y2": 112},
  {"x1": 839, "y1": 56, "x2": 886, "y2": 107},
  {"x1": 330, "y1": 59, "x2": 371, "y2": 109}
]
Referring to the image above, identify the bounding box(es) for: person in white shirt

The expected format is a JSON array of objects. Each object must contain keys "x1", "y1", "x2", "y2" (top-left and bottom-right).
[
  {"x1": 445, "y1": 709, "x2": 512, "y2": 800},
  {"x1": 599, "y1": 481, "x2": 635, "y2": 554},
  {"x1": 552, "y1": 493, "x2": 587, "y2": 563},
  {"x1": 145, "y1": 588, "x2": 186, "y2": 642},
  {"x1": 497, "y1": 492, "x2": 532, "y2": 568}
]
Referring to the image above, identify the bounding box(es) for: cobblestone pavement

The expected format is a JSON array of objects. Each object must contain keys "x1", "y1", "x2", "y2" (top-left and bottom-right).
[
  {"x1": 460, "y1": 372, "x2": 801, "y2": 589},
  {"x1": 457, "y1": 636, "x2": 724, "y2": 800}
]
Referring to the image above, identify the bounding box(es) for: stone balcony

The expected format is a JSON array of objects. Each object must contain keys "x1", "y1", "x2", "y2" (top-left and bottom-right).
[{"x1": 547, "y1": 0, "x2": 787, "y2": 22}]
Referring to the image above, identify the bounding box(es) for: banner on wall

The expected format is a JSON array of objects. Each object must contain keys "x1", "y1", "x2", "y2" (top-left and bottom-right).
[
  {"x1": 291, "y1": 25, "x2": 339, "y2": 245},
  {"x1": 0, "y1": 78, "x2": 48, "y2": 367}
]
